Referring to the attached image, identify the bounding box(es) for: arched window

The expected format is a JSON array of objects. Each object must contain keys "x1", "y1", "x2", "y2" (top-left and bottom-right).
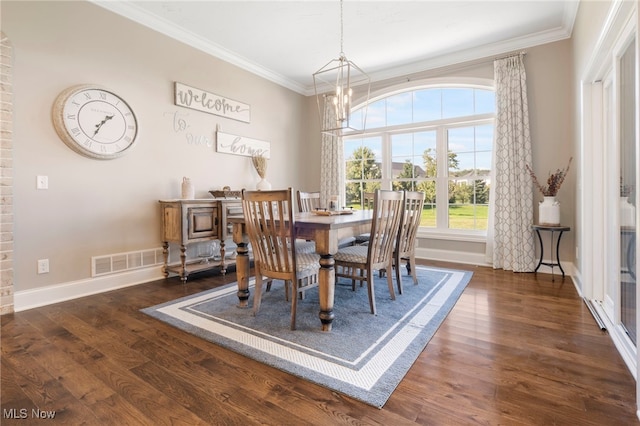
[{"x1": 343, "y1": 79, "x2": 495, "y2": 235}]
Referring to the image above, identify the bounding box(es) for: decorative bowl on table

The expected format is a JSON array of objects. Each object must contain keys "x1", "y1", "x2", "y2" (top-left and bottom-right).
[{"x1": 209, "y1": 189, "x2": 242, "y2": 199}]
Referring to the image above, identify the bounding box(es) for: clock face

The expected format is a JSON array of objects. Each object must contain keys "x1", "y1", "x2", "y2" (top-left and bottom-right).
[{"x1": 52, "y1": 85, "x2": 138, "y2": 159}]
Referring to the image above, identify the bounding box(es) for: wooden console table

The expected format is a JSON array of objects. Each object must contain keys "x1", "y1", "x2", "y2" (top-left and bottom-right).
[{"x1": 159, "y1": 198, "x2": 243, "y2": 283}]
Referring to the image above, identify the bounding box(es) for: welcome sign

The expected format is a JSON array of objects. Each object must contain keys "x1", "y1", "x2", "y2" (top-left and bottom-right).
[{"x1": 174, "y1": 82, "x2": 251, "y2": 123}]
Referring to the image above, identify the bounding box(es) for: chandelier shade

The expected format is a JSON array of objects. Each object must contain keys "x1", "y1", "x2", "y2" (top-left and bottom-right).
[{"x1": 313, "y1": 0, "x2": 370, "y2": 134}]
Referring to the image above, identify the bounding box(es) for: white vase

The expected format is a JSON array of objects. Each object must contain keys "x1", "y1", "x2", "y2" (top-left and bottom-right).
[
  {"x1": 181, "y1": 177, "x2": 194, "y2": 199},
  {"x1": 620, "y1": 196, "x2": 636, "y2": 227},
  {"x1": 256, "y1": 177, "x2": 271, "y2": 191},
  {"x1": 539, "y1": 196, "x2": 560, "y2": 226}
]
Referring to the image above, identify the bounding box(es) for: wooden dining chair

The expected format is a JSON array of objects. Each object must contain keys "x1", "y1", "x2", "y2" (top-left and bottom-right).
[
  {"x1": 334, "y1": 190, "x2": 405, "y2": 315},
  {"x1": 296, "y1": 190, "x2": 320, "y2": 213},
  {"x1": 293, "y1": 191, "x2": 319, "y2": 254},
  {"x1": 242, "y1": 188, "x2": 320, "y2": 330},
  {"x1": 392, "y1": 190, "x2": 426, "y2": 294},
  {"x1": 296, "y1": 190, "x2": 355, "y2": 248},
  {"x1": 354, "y1": 191, "x2": 375, "y2": 245}
]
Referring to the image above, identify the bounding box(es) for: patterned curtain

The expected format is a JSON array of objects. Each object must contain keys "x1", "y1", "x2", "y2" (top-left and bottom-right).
[
  {"x1": 320, "y1": 96, "x2": 345, "y2": 208},
  {"x1": 486, "y1": 54, "x2": 536, "y2": 272}
]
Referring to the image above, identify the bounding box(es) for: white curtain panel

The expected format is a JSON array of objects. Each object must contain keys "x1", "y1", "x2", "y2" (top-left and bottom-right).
[
  {"x1": 486, "y1": 54, "x2": 536, "y2": 272},
  {"x1": 320, "y1": 96, "x2": 345, "y2": 209}
]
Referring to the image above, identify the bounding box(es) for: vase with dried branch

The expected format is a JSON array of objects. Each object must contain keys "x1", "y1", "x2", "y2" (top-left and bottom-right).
[
  {"x1": 525, "y1": 157, "x2": 572, "y2": 197},
  {"x1": 251, "y1": 154, "x2": 271, "y2": 190},
  {"x1": 525, "y1": 157, "x2": 572, "y2": 226}
]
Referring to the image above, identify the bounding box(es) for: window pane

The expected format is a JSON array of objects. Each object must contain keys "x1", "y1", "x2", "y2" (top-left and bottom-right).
[
  {"x1": 386, "y1": 92, "x2": 412, "y2": 126},
  {"x1": 350, "y1": 107, "x2": 364, "y2": 131},
  {"x1": 476, "y1": 152, "x2": 492, "y2": 176},
  {"x1": 391, "y1": 131, "x2": 436, "y2": 180},
  {"x1": 448, "y1": 127, "x2": 475, "y2": 153},
  {"x1": 366, "y1": 99, "x2": 386, "y2": 129},
  {"x1": 448, "y1": 179, "x2": 489, "y2": 230},
  {"x1": 475, "y1": 89, "x2": 495, "y2": 114},
  {"x1": 414, "y1": 89, "x2": 442, "y2": 122},
  {"x1": 391, "y1": 133, "x2": 413, "y2": 159},
  {"x1": 475, "y1": 124, "x2": 494, "y2": 151},
  {"x1": 346, "y1": 181, "x2": 363, "y2": 208},
  {"x1": 418, "y1": 180, "x2": 436, "y2": 227},
  {"x1": 345, "y1": 136, "x2": 382, "y2": 207},
  {"x1": 442, "y1": 88, "x2": 474, "y2": 118},
  {"x1": 450, "y1": 152, "x2": 474, "y2": 176},
  {"x1": 345, "y1": 84, "x2": 494, "y2": 234}
]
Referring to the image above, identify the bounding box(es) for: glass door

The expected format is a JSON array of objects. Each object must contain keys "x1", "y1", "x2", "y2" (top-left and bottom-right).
[{"x1": 618, "y1": 38, "x2": 636, "y2": 344}]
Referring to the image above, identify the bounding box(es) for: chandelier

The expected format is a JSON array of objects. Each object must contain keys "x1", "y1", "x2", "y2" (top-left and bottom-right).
[{"x1": 313, "y1": 0, "x2": 370, "y2": 134}]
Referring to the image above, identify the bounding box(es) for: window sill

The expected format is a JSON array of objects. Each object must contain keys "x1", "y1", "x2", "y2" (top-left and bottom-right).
[{"x1": 416, "y1": 229, "x2": 487, "y2": 243}]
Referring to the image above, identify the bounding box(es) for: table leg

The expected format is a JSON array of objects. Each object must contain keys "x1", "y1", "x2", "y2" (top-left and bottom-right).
[
  {"x1": 232, "y1": 223, "x2": 250, "y2": 308},
  {"x1": 220, "y1": 239, "x2": 227, "y2": 275},
  {"x1": 534, "y1": 230, "x2": 544, "y2": 273},
  {"x1": 162, "y1": 241, "x2": 169, "y2": 278},
  {"x1": 234, "y1": 240, "x2": 250, "y2": 308},
  {"x1": 555, "y1": 230, "x2": 565, "y2": 278},
  {"x1": 318, "y1": 254, "x2": 335, "y2": 332},
  {"x1": 179, "y1": 244, "x2": 187, "y2": 283}
]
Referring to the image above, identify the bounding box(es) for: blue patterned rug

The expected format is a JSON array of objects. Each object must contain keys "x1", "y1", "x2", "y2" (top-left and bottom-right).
[{"x1": 142, "y1": 266, "x2": 472, "y2": 408}]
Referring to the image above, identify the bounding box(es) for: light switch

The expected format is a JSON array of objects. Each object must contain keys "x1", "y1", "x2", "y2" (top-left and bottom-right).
[{"x1": 36, "y1": 175, "x2": 48, "y2": 190}]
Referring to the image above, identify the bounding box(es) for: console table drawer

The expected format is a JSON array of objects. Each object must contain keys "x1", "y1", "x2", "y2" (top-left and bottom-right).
[{"x1": 188, "y1": 207, "x2": 218, "y2": 239}]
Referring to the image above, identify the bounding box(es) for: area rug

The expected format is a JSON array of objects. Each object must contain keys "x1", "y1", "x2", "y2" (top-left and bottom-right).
[{"x1": 142, "y1": 266, "x2": 472, "y2": 408}]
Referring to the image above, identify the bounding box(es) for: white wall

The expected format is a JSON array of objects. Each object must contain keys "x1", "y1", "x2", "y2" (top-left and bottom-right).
[
  {"x1": 3, "y1": 1, "x2": 308, "y2": 293},
  {"x1": 4, "y1": 0, "x2": 578, "y2": 304},
  {"x1": 349, "y1": 40, "x2": 576, "y2": 266}
]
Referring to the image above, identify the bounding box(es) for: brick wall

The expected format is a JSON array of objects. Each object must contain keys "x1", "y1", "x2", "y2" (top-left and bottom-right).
[{"x1": 0, "y1": 32, "x2": 14, "y2": 315}]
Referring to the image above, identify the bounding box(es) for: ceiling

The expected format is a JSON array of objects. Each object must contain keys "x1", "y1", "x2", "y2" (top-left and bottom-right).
[{"x1": 93, "y1": 1, "x2": 580, "y2": 95}]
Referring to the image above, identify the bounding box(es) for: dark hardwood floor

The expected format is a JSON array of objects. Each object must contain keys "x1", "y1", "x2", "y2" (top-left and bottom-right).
[{"x1": 2, "y1": 260, "x2": 637, "y2": 425}]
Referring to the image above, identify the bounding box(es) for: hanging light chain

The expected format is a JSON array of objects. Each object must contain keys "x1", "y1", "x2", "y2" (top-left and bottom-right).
[{"x1": 339, "y1": 0, "x2": 344, "y2": 56}]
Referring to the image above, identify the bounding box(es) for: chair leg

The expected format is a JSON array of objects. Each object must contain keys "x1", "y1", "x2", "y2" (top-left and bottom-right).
[
  {"x1": 410, "y1": 254, "x2": 418, "y2": 285},
  {"x1": 366, "y1": 267, "x2": 377, "y2": 315},
  {"x1": 290, "y1": 279, "x2": 297, "y2": 330},
  {"x1": 253, "y1": 272, "x2": 263, "y2": 316},
  {"x1": 386, "y1": 261, "x2": 396, "y2": 301},
  {"x1": 298, "y1": 277, "x2": 305, "y2": 300},
  {"x1": 352, "y1": 267, "x2": 357, "y2": 291},
  {"x1": 394, "y1": 256, "x2": 403, "y2": 295}
]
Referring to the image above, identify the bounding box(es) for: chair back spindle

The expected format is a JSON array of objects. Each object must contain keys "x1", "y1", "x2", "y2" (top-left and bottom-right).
[{"x1": 297, "y1": 191, "x2": 321, "y2": 212}]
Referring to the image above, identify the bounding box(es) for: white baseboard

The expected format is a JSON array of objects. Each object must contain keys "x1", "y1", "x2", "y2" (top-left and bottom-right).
[
  {"x1": 415, "y1": 247, "x2": 491, "y2": 267},
  {"x1": 14, "y1": 266, "x2": 165, "y2": 312},
  {"x1": 415, "y1": 247, "x2": 576, "y2": 278},
  {"x1": 14, "y1": 250, "x2": 576, "y2": 312}
]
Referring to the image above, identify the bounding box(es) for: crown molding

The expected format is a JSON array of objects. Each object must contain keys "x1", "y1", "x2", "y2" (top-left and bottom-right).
[{"x1": 91, "y1": 0, "x2": 578, "y2": 97}]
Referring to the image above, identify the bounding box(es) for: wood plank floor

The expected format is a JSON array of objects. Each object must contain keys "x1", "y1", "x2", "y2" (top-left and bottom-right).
[{"x1": 2, "y1": 260, "x2": 638, "y2": 425}]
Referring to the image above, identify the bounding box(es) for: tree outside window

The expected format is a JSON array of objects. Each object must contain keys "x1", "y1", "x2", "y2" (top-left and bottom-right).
[{"x1": 344, "y1": 84, "x2": 494, "y2": 232}]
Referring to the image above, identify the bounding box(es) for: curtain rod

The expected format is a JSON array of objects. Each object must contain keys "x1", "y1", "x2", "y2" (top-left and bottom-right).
[{"x1": 494, "y1": 51, "x2": 527, "y2": 61}]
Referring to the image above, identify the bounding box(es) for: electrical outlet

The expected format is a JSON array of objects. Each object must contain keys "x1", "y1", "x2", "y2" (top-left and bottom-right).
[
  {"x1": 36, "y1": 175, "x2": 48, "y2": 190},
  {"x1": 37, "y1": 259, "x2": 49, "y2": 274}
]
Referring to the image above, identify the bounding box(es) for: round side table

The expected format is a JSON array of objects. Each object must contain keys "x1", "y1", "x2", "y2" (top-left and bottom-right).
[{"x1": 531, "y1": 225, "x2": 570, "y2": 281}]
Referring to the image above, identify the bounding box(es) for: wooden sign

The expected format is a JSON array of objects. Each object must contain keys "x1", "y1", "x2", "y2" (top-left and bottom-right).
[
  {"x1": 174, "y1": 82, "x2": 251, "y2": 123},
  {"x1": 216, "y1": 132, "x2": 270, "y2": 158}
]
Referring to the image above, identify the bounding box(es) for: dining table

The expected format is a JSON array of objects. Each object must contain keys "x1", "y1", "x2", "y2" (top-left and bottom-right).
[{"x1": 228, "y1": 209, "x2": 374, "y2": 331}]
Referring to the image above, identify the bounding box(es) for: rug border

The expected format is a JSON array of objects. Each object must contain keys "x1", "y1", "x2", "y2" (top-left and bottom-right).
[{"x1": 142, "y1": 266, "x2": 472, "y2": 408}]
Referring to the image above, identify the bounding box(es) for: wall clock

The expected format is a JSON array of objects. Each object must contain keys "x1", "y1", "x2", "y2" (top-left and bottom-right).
[{"x1": 52, "y1": 84, "x2": 138, "y2": 160}]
